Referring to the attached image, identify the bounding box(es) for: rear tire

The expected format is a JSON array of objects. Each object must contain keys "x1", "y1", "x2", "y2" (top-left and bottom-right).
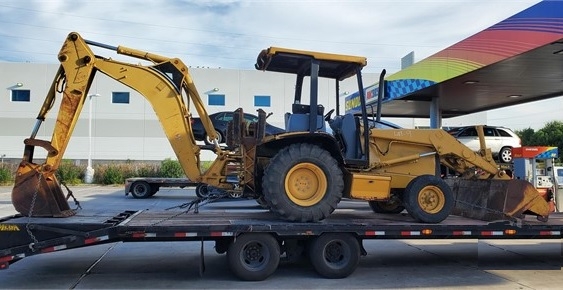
[
  {"x1": 403, "y1": 175, "x2": 453, "y2": 223},
  {"x1": 309, "y1": 233, "x2": 360, "y2": 279},
  {"x1": 227, "y1": 233, "x2": 280, "y2": 281},
  {"x1": 262, "y1": 143, "x2": 343, "y2": 222},
  {"x1": 130, "y1": 181, "x2": 152, "y2": 199}
]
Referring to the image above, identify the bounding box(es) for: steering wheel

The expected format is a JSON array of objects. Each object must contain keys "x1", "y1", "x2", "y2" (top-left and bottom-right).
[{"x1": 324, "y1": 109, "x2": 335, "y2": 121}]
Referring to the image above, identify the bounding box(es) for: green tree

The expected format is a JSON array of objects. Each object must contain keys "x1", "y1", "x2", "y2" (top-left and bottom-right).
[
  {"x1": 515, "y1": 121, "x2": 563, "y2": 163},
  {"x1": 515, "y1": 127, "x2": 536, "y2": 146},
  {"x1": 537, "y1": 121, "x2": 563, "y2": 147}
]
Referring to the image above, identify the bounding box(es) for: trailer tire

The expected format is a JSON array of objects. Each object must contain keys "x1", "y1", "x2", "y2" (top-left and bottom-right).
[
  {"x1": 195, "y1": 184, "x2": 211, "y2": 198},
  {"x1": 403, "y1": 175, "x2": 453, "y2": 223},
  {"x1": 227, "y1": 233, "x2": 280, "y2": 281},
  {"x1": 130, "y1": 181, "x2": 152, "y2": 199},
  {"x1": 309, "y1": 233, "x2": 360, "y2": 279},
  {"x1": 262, "y1": 143, "x2": 343, "y2": 222}
]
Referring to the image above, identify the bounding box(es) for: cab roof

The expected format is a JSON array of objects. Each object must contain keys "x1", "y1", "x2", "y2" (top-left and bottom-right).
[{"x1": 255, "y1": 46, "x2": 367, "y2": 81}]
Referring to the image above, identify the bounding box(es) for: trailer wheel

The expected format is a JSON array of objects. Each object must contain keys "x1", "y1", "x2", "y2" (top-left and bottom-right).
[
  {"x1": 195, "y1": 184, "x2": 211, "y2": 198},
  {"x1": 309, "y1": 233, "x2": 360, "y2": 279},
  {"x1": 130, "y1": 181, "x2": 152, "y2": 199},
  {"x1": 262, "y1": 143, "x2": 343, "y2": 222},
  {"x1": 368, "y1": 201, "x2": 405, "y2": 214},
  {"x1": 403, "y1": 175, "x2": 454, "y2": 223},
  {"x1": 227, "y1": 233, "x2": 280, "y2": 281}
]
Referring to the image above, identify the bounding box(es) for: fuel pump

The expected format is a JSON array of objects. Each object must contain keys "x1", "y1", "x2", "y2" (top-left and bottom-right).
[{"x1": 513, "y1": 146, "x2": 559, "y2": 212}]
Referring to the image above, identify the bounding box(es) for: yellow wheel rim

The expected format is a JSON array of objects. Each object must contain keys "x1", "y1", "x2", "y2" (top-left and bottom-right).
[
  {"x1": 417, "y1": 185, "x2": 445, "y2": 214},
  {"x1": 284, "y1": 162, "x2": 327, "y2": 207}
]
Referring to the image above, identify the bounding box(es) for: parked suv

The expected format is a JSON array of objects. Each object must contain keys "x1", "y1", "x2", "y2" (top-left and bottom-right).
[{"x1": 447, "y1": 125, "x2": 521, "y2": 163}]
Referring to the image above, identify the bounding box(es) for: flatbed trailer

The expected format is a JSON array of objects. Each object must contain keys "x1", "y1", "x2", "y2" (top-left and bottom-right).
[
  {"x1": 124, "y1": 177, "x2": 199, "y2": 199},
  {"x1": 1, "y1": 208, "x2": 562, "y2": 281}
]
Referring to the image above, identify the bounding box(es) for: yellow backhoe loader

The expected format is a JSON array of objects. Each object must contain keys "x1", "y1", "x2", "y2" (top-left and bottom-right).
[{"x1": 11, "y1": 32, "x2": 550, "y2": 224}]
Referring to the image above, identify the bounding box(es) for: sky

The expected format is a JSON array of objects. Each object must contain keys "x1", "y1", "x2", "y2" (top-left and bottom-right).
[{"x1": 1, "y1": 0, "x2": 559, "y2": 130}]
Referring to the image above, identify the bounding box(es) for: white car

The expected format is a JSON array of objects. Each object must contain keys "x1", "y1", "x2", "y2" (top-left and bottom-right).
[{"x1": 447, "y1": 126, "x2": 521, "y2": 163}]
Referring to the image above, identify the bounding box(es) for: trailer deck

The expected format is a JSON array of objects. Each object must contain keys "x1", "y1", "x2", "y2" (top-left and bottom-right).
[{"x1": 2, "y1": 207, "x2": 562, "y2": 270}]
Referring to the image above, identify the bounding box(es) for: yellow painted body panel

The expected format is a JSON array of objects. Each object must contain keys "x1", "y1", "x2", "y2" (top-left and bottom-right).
[
  {"x1": 266, "y1": 47, "x2": 367, "y2": 67},
  {"x1": 349, "y1": 173, "x2": 391, "y2": 200}
]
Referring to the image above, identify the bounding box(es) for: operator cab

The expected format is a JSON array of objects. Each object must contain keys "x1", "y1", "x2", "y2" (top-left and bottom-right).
[{"x1": 255, "y1": 47, "x2": 370, "y2": 165}]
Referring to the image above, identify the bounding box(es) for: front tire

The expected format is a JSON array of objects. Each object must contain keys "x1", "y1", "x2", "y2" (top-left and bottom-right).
[
  {"x1": 309, "y1": 233, "x2": 360, "y2": 279},
  {"x1": 262, "y1": 143, "x2": 343, "y2": 222},
  {"x1": 227, "y1": 233, "x2": 280, "y2": 281},
  {"x1": 403, "y1": 175, "x2": 454, "y2": 223}
]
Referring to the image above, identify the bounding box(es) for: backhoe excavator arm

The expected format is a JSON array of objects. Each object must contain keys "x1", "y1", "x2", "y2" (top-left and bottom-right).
[{"x1": 12, "y1": 32, "x2": 229, "y2": 217}]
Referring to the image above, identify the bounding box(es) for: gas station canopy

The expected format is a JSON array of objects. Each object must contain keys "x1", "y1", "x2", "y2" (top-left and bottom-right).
[{"x1": 346, "y1": 1, "x2": 563, "y2": 119}]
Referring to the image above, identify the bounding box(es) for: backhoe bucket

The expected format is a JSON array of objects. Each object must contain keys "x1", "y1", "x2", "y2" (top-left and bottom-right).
[
  {"x1": 11, "y1": 161, "x2": 75, "y2": 217},
  {"x1": 446, "y1": 179, "x2": 550, "y2": 221}
]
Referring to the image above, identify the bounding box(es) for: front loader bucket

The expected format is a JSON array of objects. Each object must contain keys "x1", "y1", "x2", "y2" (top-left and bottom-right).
[
  {"x1": 11, "y1": 161, "x2": 75, "y2": 217},
  {"x1": 445, "y1": 179, "x2": 550, "y2": 221}
]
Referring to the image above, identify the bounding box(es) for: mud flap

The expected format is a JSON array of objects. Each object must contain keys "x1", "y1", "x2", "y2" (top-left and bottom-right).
[
  {"x1": 445, "y1": 179, "x2": 550, "y2": 221},
  {"x1": 11, "y1": 162, "x2": 75, "y2": 217}
]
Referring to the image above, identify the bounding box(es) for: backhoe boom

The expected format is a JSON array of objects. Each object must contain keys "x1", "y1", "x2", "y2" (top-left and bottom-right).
[{"x1": 12, "y1": 32, "x2": 233, "y2": 217}]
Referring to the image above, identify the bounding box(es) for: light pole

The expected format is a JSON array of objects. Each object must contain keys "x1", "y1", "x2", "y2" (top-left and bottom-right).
[{"x1": 84, "y1": 94, "x2": 101, "y2": 183}]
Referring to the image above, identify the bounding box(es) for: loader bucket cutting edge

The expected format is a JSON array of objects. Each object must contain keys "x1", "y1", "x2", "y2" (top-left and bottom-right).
[
  {"x1": 11, "y1": 162, "x2": 75, "y2": 217},
  {"x1": 446, "y1": 179, "x2": 550, "y2": 222}
]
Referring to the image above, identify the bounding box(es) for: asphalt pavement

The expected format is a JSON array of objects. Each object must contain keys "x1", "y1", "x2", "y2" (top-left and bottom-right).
[{"x1": 0, "y1": 185, "x2": 562, "y2": 289}]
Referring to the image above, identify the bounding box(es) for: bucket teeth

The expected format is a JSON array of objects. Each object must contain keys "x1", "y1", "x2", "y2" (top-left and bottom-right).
[
  {"x1": 446, "y1": 179, "x2": 550, "y2": 221},
  {"x1": 11, "y1": 162, "x2": 75, "y2": 218}
]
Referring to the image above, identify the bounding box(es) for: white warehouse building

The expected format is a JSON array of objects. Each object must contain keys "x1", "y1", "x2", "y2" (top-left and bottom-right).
[{"x1": 1, "y1": 62, "x2": 388, "y2": 163}]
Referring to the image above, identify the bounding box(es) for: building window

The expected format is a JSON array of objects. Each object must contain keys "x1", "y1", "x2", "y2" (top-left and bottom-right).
[
  {"x1": 112, "y1": 92, "x2": 130, "y2": 104},
  {"x1": 11, "y1": 90, "x2": 31, "y2": 102},
  {"x1": 208, "y1": 94, "x2": 225, "y2": 106},
  {"x1": 254, "y1": 95, "x2": 271, "y2": 107}
]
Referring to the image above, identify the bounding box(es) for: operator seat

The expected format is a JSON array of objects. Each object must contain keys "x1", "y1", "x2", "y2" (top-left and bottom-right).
[
  {"x1": 329, "y1": 113, "x2": 361, "y2": 160},
  {"x1": 286, "y1": 104, "x2": 326, "y2": 132},
  {"x1": 341, "y1": 114, "x2": 361, "y2": 159}
]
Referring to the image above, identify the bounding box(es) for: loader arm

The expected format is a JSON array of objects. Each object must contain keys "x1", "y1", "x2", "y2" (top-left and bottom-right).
[
  {"x1": 368, "y1": 128, "x2": 508, "y2": 179},
  {"x1": 12, "y1": 32, "x2": 228, "y2": 217},
  {"x1": 367, "y1": 127, "x2": 550, "y2": 221}
]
